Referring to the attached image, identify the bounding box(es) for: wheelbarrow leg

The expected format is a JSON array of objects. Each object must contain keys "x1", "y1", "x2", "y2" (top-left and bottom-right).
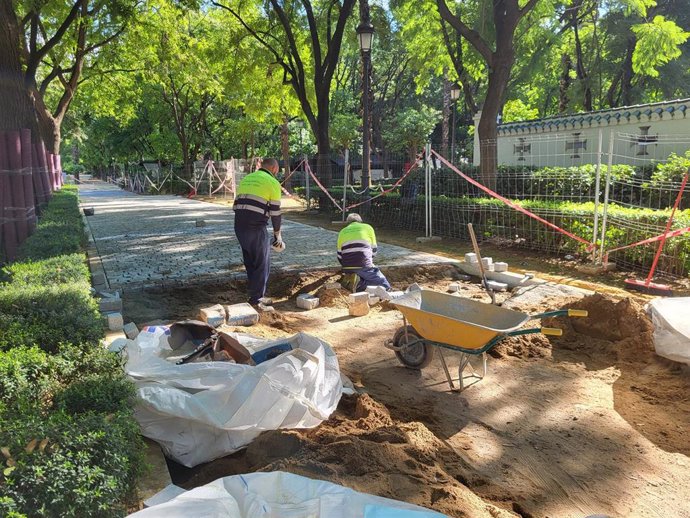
[
  {"x1": 438, "y1": 348, "x2": 459, "y2": 391},
  {"x1": 457, "y1": 352, "x2": 487, "y2": 391}
]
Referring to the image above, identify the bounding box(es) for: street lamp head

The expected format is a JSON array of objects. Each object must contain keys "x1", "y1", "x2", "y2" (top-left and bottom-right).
[
  {"x1": 450, "y1": 84, "x2": 461, "y2": 101},
  {"x1": 356, "y1": 21, "x2": 374, "y2": 52}
]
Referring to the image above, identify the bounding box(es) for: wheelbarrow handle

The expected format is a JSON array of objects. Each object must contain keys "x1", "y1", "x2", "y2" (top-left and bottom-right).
[
  {"x1": 529, "y1": 308, "x2": 588, "y2": 319},
  {"x1": 541, "y1": 327, "x2": 563, "y2": 336}
]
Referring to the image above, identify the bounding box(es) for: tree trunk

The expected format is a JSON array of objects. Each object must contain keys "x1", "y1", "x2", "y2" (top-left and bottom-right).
[
  {"x1": 478, "y1": 57, "x2": 512, "y2": 190},
  {"x1": 280, "y1": 118, "x2": 291, "y2": 191},
  {"x1": 620, "y1": 37, "x2": 635, "y2": 107},
  {"x1": 442, "y1": 75, "x2": 451, "y2": 158},
  {"x1": 559, "y1": 53, "x2": 572, "y2": 113}
]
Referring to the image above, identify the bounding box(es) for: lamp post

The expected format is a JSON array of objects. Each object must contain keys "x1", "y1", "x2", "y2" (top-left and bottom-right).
[
  {"x1": 450, "y1": 84, "x2": 461, "y2": 163},
  {"x1": 357, "y1": 13, "x2": 374, "y2": 202}
]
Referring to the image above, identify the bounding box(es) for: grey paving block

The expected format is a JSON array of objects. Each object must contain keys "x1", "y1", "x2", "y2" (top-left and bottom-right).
[{"x1": 77, "y1": 182, "x2": 457, "y2": 291}]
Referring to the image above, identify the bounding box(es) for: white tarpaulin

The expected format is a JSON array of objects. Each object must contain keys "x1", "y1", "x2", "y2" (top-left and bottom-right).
[
  {"x1": 129, "y1": 471, "x2": 447, "y2": 518},
  {"x1": 124, "y1": 330, "x2": 343, "y2": 467},
  {"x1": 646, "y1": 297, "x2": 690, "y2": 365}
]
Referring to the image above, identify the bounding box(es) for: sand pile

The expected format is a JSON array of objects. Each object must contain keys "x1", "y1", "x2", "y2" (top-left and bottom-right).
[
  {"x1": 177, "y1": 394, "x2": 516, "y2": 518},
  {"x1": 493, "y1": 293, "x2": 654, "y2": 361},
  {"x1": 549, "y1": 293, "x2": 655, "y2": 359}
]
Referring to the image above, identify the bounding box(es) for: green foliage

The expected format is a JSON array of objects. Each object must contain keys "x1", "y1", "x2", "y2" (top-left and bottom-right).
[
  {"x1": 0, "y1": 283, "x2": 102, "y2": 353},
  {"x1": 0, "y1": 187, "x2": 145, "y2": 517},
  {"x1": 330, "y1": 113, "x2": 361, "y2": 151},
  {"x1": 54, "y1": 375, "x2": 135, "y2": 415},
  {"x1": 532, "y1": 164, "x2": 636, "y2": 194},
  {"x1": 382, "y1": 105, "x2": 441, "y2": 156},
  {"x1": 502, "y1": 99, "x2": 540, "y2": 123},
  {"x1": 2, "y1": 254, "x2": 89, "y2": 288},
  {"x1": 651, "y1": 151, "x2": 690, "y2": 184},
  {"x1": 0, "y1": 411, "x2": 145, "y2": 518},
  {"x1": 18, "y1": 187, "x2": 84, "y2": 261},
  {"x1": 632, "y1": 16, "x2": 690, "y2": 77},
  {"x1": 0, "y1": 347, "x2": 53, "y2": 415}
]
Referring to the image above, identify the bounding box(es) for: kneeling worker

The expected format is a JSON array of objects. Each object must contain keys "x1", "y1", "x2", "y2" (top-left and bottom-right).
[
  {"x1": 337, "y1": 213, "x2": 391, "y2": 292},
  {"x1": 233, "y1": 158, "x2": 285, "y2": 305}
]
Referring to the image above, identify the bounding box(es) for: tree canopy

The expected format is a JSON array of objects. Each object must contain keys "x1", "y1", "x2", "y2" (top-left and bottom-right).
[{"x1": 8, "y1": 0, "x2": 684, "y2": 181}]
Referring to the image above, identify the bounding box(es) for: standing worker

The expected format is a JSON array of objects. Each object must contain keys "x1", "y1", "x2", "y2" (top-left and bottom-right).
[
  {"x1": 337, "y1": 213, "x2": 391, "y2": 292},
  {"x1": 233, "y1": 158, "x2": 285, "y2": 306}
]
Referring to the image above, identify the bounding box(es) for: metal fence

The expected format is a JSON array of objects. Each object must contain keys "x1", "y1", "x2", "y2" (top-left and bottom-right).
[{"x1": 299, "y1": 132, "x2": 690, "y2": 280}]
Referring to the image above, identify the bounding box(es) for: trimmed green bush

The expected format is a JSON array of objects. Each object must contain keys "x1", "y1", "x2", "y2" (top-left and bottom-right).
[
  {"x1": 0, "y1": 347, "x2": 54, "y2": 415},
  {"x1": 0, "y1": 185, "x2": 145, "y2": 517},
  {"x1": 0, "y1": 410, "x2": 145, "y2": 518},
  {"x1": 2, "y1": 254, "x2": 89, "y2": 288},
  {"x1": 18, "y1": 186, "x2": 85, "y2": 261},
  {"x1": 0, "y1": 283, "x2": 102, "y2": 353},
  {"x1": 54, "y1": 374, "x2": 135, "y2": 415}
]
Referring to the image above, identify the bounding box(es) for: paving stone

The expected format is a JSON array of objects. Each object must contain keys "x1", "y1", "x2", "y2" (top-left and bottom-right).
[
  {"x1": 105, "y1": 312, "x2": 124, "y2": 331},
  {"x1": 296, "y1": 294, "x2": 319, "y2": 310},
  {"x1": 226, "y1": 303, "x2": 260, "y2": 326},
  {"x1": 465, "y1": 253, "x2": 478, "y2": 263},
  {"x1": 494, "y1": 262, "x2": 509, "y2": 272},
  {"x1": 324, "y1": 282, "x2": 342, "y2": 290},
  {"x1": 99, "y1": 297, "x2": 123, "y2": 313},
  {"x1": 77, "y1": 182, "x2": 457, "y2": 291},
  {"x1": 485, "y1": 280, "x2": 509, "y2": 292},
  {"x1": 123, "y1": 322, "x2": 139, "y2": 339},
  {"x1": 91, "y1": 272, "x2": 105, "y2": 285},
  {"x1": 348, "y1": 293, "x2": 370, "y2": 317},
  {"x1": 199, "y1": 304, "x2": 226, "y2": 327},
  {"x1": 448, "y1": 282, "x2": 461, "y2": 293}
]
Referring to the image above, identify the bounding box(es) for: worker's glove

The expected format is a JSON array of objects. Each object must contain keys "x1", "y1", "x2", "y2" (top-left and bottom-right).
[{"x1": 271, "y1": 231, "x2": 286, "y2": 252}]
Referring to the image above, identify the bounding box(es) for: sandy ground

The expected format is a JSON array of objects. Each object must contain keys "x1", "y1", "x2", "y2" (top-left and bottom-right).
[{"x1": 124, "y1": 265, "x2": 690, "y2": 518}]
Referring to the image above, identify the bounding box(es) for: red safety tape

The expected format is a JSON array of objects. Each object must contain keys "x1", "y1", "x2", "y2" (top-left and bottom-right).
[
  {"x1": 344, "y1": 155, "x2": 422, "y2": 211},
  {"x1": 281, "y1": 159, "x2": 305, "y2": 186},
  {"x1": 604, "y1": 226, "x2": 690, "y2": 263},
  {"x1": 305, "y1": 161, "x2": 343, "y2": 211},
  {"x1": 431, "y1": 150, "x2": 595, "y2": 251}
]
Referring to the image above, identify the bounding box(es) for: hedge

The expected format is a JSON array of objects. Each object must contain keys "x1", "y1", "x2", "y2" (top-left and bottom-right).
[
  {"x1": 298, "y1": 187, "x2": 690, "y2": 277},
  {"x1": 0, "y1": 186, "x2": 145, "y2": 518}
]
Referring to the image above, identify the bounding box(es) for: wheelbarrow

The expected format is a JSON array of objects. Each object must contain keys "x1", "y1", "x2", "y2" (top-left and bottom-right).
[{"x1": 385, "y1": 289, "x2": 588, "y2": 390}]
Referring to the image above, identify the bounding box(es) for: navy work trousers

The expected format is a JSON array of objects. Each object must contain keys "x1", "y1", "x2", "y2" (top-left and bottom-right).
[
  {"x1": 354, "y1": 267, "x2": 391, "y2": 292},
  {"x1": 234, "y1": 223, "x2": 271, "y2": 304}
]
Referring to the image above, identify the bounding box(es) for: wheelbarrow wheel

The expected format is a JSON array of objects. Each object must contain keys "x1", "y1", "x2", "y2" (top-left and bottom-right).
[{"x1": 393, "y1": 326, "x2": 434, "y2": 369}]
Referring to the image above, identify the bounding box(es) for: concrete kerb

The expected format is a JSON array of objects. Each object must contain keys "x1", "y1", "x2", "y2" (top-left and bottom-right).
[{"x1": 79, "y1": 196, "x2": 173, "y2": 502}]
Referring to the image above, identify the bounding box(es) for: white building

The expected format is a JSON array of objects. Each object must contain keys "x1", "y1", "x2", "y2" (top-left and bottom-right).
[{"x1": 473, "y1": 98, "x2": 690, "y2": 167}]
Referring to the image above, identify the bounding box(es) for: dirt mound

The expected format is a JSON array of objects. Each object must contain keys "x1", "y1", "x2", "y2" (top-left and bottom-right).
[
  {"x1": 384, "y1": 264, "x2": 460, "y2": 286},
  {"x1": 568, "y1": 293, "x2": 653, "y2": 344},
  {"x1": 491, "y1": 332, "x2": 553, "y2": 359},
  {"x1": 176, "y1": 394, "x2": 516, "y2": 518},
  {"x1": 549, "y1": 293, "x2": 655, "y2": 358},
  {"x1": 493, "y1": 293, "x2": 654, "y2": 361},
  {"x1": 314, "y1": 285, "x2": 350, "y2": 308}
]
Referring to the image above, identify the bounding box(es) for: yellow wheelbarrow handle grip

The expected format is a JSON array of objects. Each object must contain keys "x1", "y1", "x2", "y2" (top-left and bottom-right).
[
  {"x1": 541, "y1": 327, "x2": 563, "y2": 336},
  {"x1": 568, "y1": 309, "x2": 589, "y2": 317}
]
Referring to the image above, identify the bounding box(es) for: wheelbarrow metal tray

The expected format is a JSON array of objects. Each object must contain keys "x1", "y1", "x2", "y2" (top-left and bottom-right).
[{"x1": 392, "y1": 290, "x2": 530, "y2": 350}]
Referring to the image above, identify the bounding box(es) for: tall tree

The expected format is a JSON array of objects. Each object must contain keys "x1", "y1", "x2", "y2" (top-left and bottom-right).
[
  {"x1": 0, "y1": 0, "x2": 137, "y2": 152},
  {"x1": 436, "y1": 0, "x2": 542, "y2": 188},
  {"x1": 213, "y1": 0, "x2": 356, "y2": 190}
]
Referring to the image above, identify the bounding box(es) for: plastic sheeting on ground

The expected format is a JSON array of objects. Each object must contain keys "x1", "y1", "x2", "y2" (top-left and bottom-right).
[
  {"x1": 646, "y1": 297, "x2": 690, "y2": 365},
  {"x1": 129, "y1": 471, "x2": 447, "y2": 518},
  {"x1": 123, "y1": 329, "x2": 343, "y2": 467}
]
